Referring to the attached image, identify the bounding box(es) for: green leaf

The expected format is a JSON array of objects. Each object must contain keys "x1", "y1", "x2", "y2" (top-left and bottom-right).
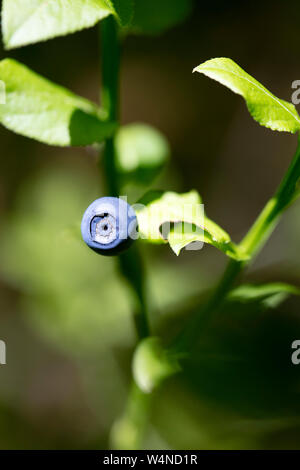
[
  {"x1": 0, "y1": 59, "x2": 115, "y2": 146},
  {"x1": 135, "y1": 190, "x2": 248, "y2": 261},
  {"x1": 168, "y1": 223, "x2": 247, "y2": 261},
  {"x1": 133, "y1": 337, "x2": 180, "y2": 393},
  {"x1": 115, "y1": 123, "x2": 170, "y2": 185},
  {"x1": 136, "y1": 190, "x2": 203, "y2": 242},
  {"x1": 194, "y1": 58, "x2": 300, "y2": 134},
  {"x1": 2, "y1": 0, "x2": 190, "y2": 48},
  {"x1": 1, "y1": 0, "x2": 131, "y2": 49},
  {"x1": 130, "y1": 0, "x2": 193, "y2": 35},
  {"x1": 228, "y1": 282, "x2": 300, "y2": 309}
]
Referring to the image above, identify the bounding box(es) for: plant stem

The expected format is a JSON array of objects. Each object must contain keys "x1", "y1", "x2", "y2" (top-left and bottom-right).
[
  {"x1": 100, "y1": 16, "x2": 150, "y2": 450},
  {"x1": 100, "y1": 16, "x2": 150, "y2": 340},
  {"x1": 240, "y1": 138, "x2": 300, "y2": 257},
  {"x1": 119, "y1": 246, "x2": 150, "y2": 339},
  {"x1": 101, "y1": 15, "x2": 120, "y2": 197},
  {"x1": 174, "y1": 137, "x2": 300, "y2": 352},
  {"x1": 110, "y1": 382, "x2": 150, "y2": 450}
]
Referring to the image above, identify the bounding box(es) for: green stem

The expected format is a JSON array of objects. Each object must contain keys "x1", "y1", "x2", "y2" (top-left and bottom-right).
[
  {"x1": 100, "y1": 16, "x2": 150, "y2": 450},
  {"x1": 119, "y1": 246, "x2": 150, "y2": 339},
  {"x1": 101, "y1": 15, "x2": 120, "y2": 197},
  {"x1": 240, "y1": 138, "x2": 300, "y2": 257},
  {"x1": 100, "y1": 16, "x2": 150, "y2": 340},
  {"x1": 110, "y1": 382, "x2": 150, "y2": 450},
  {"x1": 174, "y1": 137, "x2": 300, "y2": 353}
]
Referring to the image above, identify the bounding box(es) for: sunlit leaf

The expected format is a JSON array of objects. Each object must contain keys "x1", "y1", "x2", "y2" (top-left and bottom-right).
[
  {"x1": 135, "y1": 190, "x2": 248, "y2": 261},
  {"x1": 2, "y1": 0, "x2": 116, "y2": 49},
  {"x1": 136, "y1": 190, "x2": 202, "y2": 242},
  {"x1": 1, "y1": 0, "x2": 134, "y2": 49},
  {"x1": 168, "y1": 224, "x2": 247, "y2": 261},
  {"x1": 194, "y1": 58, "x2": 300, "y2": 133},
  {"x1": 115, "y1": 123, "x2": 170, "y2": 185},
  {"x1": 0, "y1": 59, "x2": 115, "y2": 146},
  {"x1": 2, "y1": 0, "x2": 191, "y2": 48}
]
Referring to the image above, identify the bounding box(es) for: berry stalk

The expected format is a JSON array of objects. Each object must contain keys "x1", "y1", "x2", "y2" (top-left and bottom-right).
[
  {"x1": 100, "y1": 16, "x2": 150, "y2": 340},
  {"x1": 100, "y1": 16, "x2": 151, "y2": 450}
]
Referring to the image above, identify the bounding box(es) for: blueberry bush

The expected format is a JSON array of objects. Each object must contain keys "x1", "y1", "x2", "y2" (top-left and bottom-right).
[{"x1": 1, "y1": 0, "x2": 300, "y2": 449}]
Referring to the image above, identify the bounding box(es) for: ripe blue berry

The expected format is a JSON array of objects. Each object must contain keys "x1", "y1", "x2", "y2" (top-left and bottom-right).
[{"x1": 81, "y1": 197, "x2": 138, "y2": 256}]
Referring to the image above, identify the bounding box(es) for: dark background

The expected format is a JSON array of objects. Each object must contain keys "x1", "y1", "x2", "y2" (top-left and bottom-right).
[{"x1": 1, "y1": 0, "x2": 300, "y2": 449}]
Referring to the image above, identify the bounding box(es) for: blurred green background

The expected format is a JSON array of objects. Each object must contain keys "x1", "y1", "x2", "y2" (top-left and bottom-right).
[{"x1": 1, "y1": 0, "x2": 300, "y2": 449}]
